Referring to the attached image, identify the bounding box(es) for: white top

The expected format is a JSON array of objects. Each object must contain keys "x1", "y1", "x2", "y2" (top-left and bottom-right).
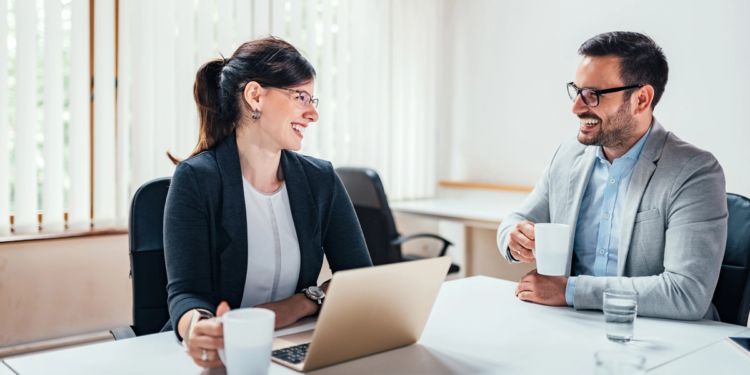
[{"x1": 239, "y1": 178, "x2": 301, "y2": 308}]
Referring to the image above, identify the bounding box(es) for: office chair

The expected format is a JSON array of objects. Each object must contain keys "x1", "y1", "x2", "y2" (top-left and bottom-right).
[
  {"x1": 335, "y1": 167, "x2": 459, "y2": 274},
  {"x1": 711, "y1": 193, "x2": 750, "y2": 326},
  {"x1": 111, "y1": 177, "x2": 172, "y2": 340}
]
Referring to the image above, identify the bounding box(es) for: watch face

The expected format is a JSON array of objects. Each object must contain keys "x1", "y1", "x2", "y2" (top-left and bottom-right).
[{"x1": 308, "y1": 286, "x2": 324, "y2": 298}]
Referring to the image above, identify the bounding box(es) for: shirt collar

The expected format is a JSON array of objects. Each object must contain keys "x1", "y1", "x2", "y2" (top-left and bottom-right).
[{"x1": 596, "y1": 126, "x2": 652, "y2": 163}]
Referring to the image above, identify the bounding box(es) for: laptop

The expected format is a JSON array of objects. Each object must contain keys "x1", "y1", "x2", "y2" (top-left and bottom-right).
[{"x1": 271, "y1": 256, "x2": 451, "y2": 372}]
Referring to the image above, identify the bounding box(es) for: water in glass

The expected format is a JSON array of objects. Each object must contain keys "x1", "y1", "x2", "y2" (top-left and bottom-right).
[{"x1": 603, "y1": 290, "x2": 638, "y2": 342}]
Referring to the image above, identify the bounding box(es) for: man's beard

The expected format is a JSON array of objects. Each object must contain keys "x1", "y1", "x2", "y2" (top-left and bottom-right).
[{"x1": 578, "y1": 101, "x2": 637, "y2": 150}]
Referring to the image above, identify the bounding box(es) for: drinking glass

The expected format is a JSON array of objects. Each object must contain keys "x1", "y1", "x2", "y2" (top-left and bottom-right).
[
  {"x1": 594, "y1": 350, "x2": 645, "y2": 375},
  {"x1": 603, "y1": 289, "x2": 638, "y2": 342}
]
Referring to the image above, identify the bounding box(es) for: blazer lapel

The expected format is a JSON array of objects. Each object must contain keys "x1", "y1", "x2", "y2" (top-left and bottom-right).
[
  {"x1": 214, "y1": 132, "x2": 248, "y2": 308},
  {"x1": 617, "y1": 119, "x2": 667, "y2": 275},
  {"x1": 562, "y1": 146, "x2": 597, "y2": 276},
  {"x1": 280, "y1": 151, "x2": 323, "y2": 292}
]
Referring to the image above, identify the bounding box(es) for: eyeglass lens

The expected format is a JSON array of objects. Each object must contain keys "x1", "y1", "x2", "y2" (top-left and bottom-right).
[
  {"x1": 297, "y1": 92, "x2": 311, "y2": 107},
  {"x1": 296, "y1": 92, "x2": 319, "y2": 108},
  {"x1": 568, "y1": 84, "x2": 599, "y2": 107}
]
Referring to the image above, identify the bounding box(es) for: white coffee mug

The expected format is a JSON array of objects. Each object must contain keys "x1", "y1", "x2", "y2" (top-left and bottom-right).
[
  {"x1": 532, "y1": 223, "x2": 571, "y2": 276},
  {"x1": 217, "y1": 308, "x2": 276, "y2": 375}
]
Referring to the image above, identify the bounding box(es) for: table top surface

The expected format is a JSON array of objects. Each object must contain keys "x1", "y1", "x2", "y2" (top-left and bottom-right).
[
  {"x1": 648, "y1": 329, "x2": 750, "y2": 374},
  {"x1": 0, "y1": 361, "x2": 16, "y2": 375},
  {"x1": 390, "y1": 191, "x2": 530, "y2": 226},
  {"x1": 4, "y1": 276, "x2": 749, "y2": 374}
]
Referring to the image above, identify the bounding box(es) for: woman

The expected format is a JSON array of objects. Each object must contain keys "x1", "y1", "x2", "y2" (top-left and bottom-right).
[{"x1": 163, "y1": 37, "x2": 372, "y2": 368}]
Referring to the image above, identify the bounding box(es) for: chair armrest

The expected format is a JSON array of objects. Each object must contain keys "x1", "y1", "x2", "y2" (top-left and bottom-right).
[
  {"x1": 391, "y1": 233, "x2": 453, "y2": 257},
  {"x1": 110, "y1": 326, "x2": 137, "y2": 340}
]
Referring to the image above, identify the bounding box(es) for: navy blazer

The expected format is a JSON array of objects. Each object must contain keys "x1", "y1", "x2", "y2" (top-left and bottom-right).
[{"x1": 162, "y1": 132, "x2": 372, "y2": 336}]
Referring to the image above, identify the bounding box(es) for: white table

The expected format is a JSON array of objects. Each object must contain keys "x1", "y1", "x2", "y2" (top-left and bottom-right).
[
  {"x1": 648, "y1": 329, "x2": 750, "y2": 374},
  {"x1": 4, "y1": 276, "x2": 748, "y2": 374},
  {"x1": 0, "y1": 361, "x2": 16, "y2": 375}
]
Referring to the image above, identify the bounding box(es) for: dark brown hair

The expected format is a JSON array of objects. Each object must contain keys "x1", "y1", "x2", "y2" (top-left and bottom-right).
[
  {"x1": 168, "y1": 36, "x2": 316, "y2": 164},
  {"x1": 578, "y1": 32, "x2": 668, "y2": 110}
]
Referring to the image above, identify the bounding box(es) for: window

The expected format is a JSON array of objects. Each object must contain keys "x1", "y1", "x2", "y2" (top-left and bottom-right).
[{"x1": 1, "y1": 0, "x2": 441, "y2": 237}]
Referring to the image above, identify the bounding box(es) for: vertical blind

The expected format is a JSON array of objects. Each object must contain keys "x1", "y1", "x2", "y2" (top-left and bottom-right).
[
  {"x1": 1, "y1": 0, "x2": 441, "y2": 237},
  {"x1": 0, "y1": 1, "x2": 8, "y2": 236},
  {"x1": 68, "y1": 0, "x2": 90, "y2": 232}
]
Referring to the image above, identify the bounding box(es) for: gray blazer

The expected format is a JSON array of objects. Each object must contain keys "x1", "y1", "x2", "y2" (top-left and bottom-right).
[
  {"x1": 496, "y1": 119, "x2": 728, "y2": 320},
  {"x1": 163, "y1": 132, "x2": 373, "y2": 337}
]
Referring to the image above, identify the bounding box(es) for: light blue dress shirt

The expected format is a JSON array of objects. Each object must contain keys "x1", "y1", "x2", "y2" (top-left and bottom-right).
[{"x1": 565, "y1": 127, "x2": 651, "y2": 306}]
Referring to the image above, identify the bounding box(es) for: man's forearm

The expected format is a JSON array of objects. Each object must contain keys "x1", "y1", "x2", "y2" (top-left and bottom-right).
[{"x1": 573, "y1": 273, "x2": 714, "y2": 320}]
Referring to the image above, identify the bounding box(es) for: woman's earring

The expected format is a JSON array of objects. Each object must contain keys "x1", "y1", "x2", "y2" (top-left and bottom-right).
[{"x1": 252, "y1": 109, "x2": 261, "y2": 119}]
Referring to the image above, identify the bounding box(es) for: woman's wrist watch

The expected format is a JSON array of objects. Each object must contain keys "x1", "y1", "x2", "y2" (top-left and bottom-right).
[
  {"x1": 183, "y1": 309, "x2": 214, "y2": 349},
  {"x1": 302, "y1": 286, "x2": 326, "y2": 305}
]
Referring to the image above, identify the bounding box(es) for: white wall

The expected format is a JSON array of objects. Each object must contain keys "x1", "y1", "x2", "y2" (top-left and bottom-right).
[{"x1": 440, "y1": 0, "x2": 750, "y2": 198}]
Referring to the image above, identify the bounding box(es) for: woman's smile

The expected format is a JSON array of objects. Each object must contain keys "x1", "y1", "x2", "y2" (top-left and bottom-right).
[{"x1": 291, "y1": 123, "x2": 306, "y2": 138}]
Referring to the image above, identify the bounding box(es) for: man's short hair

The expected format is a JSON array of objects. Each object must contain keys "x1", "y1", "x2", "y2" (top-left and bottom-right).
[{"x1": 578, "y1": 32, "x2": 669, "y2": 110}]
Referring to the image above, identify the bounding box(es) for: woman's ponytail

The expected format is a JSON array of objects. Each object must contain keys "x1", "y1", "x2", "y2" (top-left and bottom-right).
[
  {"x1": 168, "y1": 36, "x2": 316, "y2": 165},
  {"x1": 168, "y1": 59, "x2": 231, "y2": 164}
]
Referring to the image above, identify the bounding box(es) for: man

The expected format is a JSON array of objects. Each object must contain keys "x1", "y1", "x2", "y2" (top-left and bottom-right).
[{"x1": 496, "y1": 32, "x2": 727, "y2": 320}]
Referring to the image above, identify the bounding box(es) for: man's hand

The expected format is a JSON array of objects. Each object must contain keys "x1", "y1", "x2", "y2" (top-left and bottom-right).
[
  {"x1": 508, "y1": 221, "x2": 536, "y2": 262},
  {"x1": 515, "y1": 269, "x2": 568, "y2": 306}
]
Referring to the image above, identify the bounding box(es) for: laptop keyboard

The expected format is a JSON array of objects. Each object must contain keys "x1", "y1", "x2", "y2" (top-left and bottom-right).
[{"x1": 272, "y1": 342, "x2": 310, "y2": 364}]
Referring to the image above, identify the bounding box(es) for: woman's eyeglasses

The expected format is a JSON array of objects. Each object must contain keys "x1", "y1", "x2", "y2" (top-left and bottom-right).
[
  {"x1": 267, "y1": 86, "x2": 319, "y2": 109},
  {"x1": 567, "y1": 82, "x2": 642, "y2": 107}
]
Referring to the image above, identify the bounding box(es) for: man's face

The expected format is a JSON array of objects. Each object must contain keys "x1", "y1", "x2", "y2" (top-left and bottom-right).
[{"x1": 572, "y1": 56, "x2": 637, "y2": 150}]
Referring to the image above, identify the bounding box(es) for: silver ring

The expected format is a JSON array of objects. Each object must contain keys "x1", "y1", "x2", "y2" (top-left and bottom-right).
[
  {"x1": 202, "y1": 349, "x2": 208, "y2": 361},
  {"x1": 516, "y1": 248, "x2": 522, "y2": 254}
]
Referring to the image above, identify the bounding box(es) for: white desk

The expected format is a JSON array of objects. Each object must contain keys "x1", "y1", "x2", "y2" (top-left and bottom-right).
[
  {"x1": 4, "y1": 277, "x2": 748, "y2": 374},
  {"x1": 0, "y1": 361, "x2": 16, "y2": 375},
  {"x1": 649, "y1": 329, "x2": 750, "y2": 374}
]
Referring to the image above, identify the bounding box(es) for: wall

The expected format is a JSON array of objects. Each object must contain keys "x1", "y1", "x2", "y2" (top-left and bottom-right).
[
  {"x1": 0, "y1": 235, "x2": 131, "y2": 348},
  {"x1": 440, "y1": 0, "x2": 750, "y2": 197}
]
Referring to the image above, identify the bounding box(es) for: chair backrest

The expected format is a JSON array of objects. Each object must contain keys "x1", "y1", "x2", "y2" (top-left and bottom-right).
[
  {"x1": 712, "y1": 193, "x2": 750, "y2": 326},
  {"x1": 129, "y1": 177, "x2": 171, "y2": 336},
  {"x1": 335, "y1": 167, "x2": 401, "y2": 266}
]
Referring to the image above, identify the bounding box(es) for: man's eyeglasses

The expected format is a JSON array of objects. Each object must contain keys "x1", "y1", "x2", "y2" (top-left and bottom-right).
[
  {"x1": 267, "y1": 86, "x2": 319, "y2": 109},
  {"x1": 567, "y1": 82, "x2": 642, "y2": 107}
]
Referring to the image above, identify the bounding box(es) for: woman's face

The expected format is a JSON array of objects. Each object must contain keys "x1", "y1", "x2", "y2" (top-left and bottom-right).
[{"x1": 246, "y1": 80, "x2": 319, "y2": 151}]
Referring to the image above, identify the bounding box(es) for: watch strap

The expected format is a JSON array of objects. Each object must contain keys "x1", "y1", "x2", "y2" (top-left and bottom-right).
[{"x1": 183, "y1": 309, "x2": 215, "y2": 349}]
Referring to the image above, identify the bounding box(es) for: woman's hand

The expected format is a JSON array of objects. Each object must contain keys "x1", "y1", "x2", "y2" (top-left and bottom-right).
[
  {"x1": 186, "y1": 302, "x2": 230, "y2": 368},
  {"x1": 256, "y1": 293, "x2": 320, "y2": 329}
]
